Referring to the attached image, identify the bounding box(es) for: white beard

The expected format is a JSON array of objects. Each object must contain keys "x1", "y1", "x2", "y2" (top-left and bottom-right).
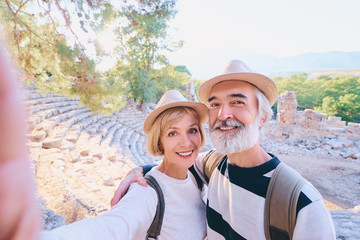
[{"x1": 209, "y1": 118, "x2": 261, "y2": 155}]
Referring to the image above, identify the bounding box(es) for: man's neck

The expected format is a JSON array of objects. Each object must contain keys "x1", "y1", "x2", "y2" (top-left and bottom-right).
[{"x1": 227, "y1": 143, "x2": 272, "y2": 168}]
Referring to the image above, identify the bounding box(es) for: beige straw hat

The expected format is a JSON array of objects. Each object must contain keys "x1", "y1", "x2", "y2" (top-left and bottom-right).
[
  {"x1": 198, "y1": 60, "x2": 278, "y2": 106},
  {"x1": 143, "y1": 90, "x2": 208, "y2": 134}
]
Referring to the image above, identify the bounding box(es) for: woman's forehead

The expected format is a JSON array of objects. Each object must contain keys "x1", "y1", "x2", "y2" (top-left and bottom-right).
[{"x1": 164, "y1": 112, "x2": 198, "y2": 129}]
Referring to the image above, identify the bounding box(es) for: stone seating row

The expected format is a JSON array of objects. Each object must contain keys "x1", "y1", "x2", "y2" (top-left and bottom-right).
[{"x1": 25, "y1": 87, "x2": 155, "y2": 167}]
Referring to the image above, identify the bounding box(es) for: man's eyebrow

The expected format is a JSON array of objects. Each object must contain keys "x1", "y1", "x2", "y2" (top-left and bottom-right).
[
  {"x1": 208, "y1": 96, "x2": 216, "y2": 102},
  {"x1": 230, "y1": 93, "x2": 247, "y2": 99},
  {"x1": 208, "y1": 93, "x2": 247, "y2": 102}
]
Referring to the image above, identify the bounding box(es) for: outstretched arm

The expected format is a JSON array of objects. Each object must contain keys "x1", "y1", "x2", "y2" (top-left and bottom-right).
[
  {"x1": 0, "y1": 42, "x2": 41, "y2": 240},
  {"x1": 110, "y1": 166, "x2": 147, "y2": 207}
]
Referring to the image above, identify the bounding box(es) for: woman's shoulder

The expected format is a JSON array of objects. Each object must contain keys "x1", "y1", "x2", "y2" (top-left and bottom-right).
[
  {"x1": 127, "y1": 180, "x2": 157, "y2": 198},
  {"x1": 111, "y1": 181, "x2": 158, "y2": 216}
]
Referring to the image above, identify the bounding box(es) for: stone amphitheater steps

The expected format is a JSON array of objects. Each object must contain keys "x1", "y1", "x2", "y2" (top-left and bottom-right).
[
  {"x1": 28, "y1": 101, "x2": 80, "y2": 115},
  {"x1": 24, "y1": 86, "x2": 142, "y2": 223},
  {"x1": 97, "y1": 119, "x2": 118, "y2": 138},
  {"x1": 84, "y1": 116, "x2": 110, "y2": 136},
  {"x1": 24, "y1": 93, "x2": 156, "y2": 168}
]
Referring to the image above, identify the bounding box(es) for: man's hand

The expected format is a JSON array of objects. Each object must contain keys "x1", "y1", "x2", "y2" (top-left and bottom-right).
[
  {"x1": 0, "y1": 42, "x2": 41, "y2": 240},
  {"x1": 110, "y1": 167, "x2": 148, "y2": 207}
]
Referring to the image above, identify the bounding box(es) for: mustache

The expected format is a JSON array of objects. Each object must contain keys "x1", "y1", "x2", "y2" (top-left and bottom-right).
[{"x1": 211, "y1": 120, "x2": 244, "y2": 132}]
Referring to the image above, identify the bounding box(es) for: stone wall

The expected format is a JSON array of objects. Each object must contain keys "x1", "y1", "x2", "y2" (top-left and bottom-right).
[{"x1": 274, "y1": 91, "x2": 360, "y2": 140}]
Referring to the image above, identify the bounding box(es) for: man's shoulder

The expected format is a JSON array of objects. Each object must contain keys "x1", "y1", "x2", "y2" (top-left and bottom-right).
[
  {"x1": 272, "y1": 163, "x2": 324, "y2": 208},
  {"x1": 198, "y1": 150, "x2": 214, "y2": 160},
  {"x1": 301, "y1": 181, "x2": 323, "y2": 202}
]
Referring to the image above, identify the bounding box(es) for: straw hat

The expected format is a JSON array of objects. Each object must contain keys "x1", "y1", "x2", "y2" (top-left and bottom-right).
[
  {"x1": 198, "y1": 60, "x2": 278, "y2": 106},
  {"x1": 143, "y1": 90, "x2": 208, "y2": 134}
]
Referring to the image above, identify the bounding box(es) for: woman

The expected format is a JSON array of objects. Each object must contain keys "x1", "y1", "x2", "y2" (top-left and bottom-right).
[{"x1": 41, "y1": 90, "x2": 208, "y2": 240}]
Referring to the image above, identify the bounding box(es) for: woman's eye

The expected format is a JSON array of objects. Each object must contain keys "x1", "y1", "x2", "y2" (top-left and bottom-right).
[
  {"x1": 168, "y1": 132, "x2": 176, "y2": 137},
  {"x1": 189, "y1": 128, "x2": 198, "y2": 134}
]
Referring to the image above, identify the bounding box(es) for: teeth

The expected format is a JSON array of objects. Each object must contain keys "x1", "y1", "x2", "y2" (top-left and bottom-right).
[
  {"x1": 178, "y1": 151, "x2": 193, "y2": 156},
  {"x1": 219, "y1": 126, "x2": 235, "y2": 130}
]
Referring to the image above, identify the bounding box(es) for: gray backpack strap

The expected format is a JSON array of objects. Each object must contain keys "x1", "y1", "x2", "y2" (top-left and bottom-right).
[
  {"x1": 264, "y1": 162, "x2": 307, "y2": 240},
  {"x1": 145, "y1": 175, "x2": 165, "y2": 240},
  {"x1": 203, "y1": 150, "x2": 226, "y2": 183}
]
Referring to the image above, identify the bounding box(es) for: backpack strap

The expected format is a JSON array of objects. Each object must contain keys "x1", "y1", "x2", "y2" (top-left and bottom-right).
[
  {"x1": 264, "y1": 162, "x2": 307, "y2": 240},
  {"x1": 203, "y1": 150, "x2": 226, "y2": 183},
  {"x1": 145, "y1": 175, "x2": 165, "y2": 240},
  {"x1": 189, "y1": 165, "x2": 204, "y2": 190}
]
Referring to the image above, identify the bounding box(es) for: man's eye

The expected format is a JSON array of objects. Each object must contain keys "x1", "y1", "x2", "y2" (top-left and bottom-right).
[
  {"x1": 210, "y1": 103, "x2": 219, "y2": 107},
  {"x1": 233, "y1": 100, "x2": 244, "y2": 105}
]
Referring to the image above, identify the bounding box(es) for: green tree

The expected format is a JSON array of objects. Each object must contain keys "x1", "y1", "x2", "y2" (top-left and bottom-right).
[
  {"x1": 0, "y1": 0, "x2": 119, "y2": 112},
  {"x1": 1, "y1": 0, "x2": 187, "y2": 113},
  {"x1": 315, "y1": 96, "x2": 337, "y2": 116},
  {"x1": 337, "y1": 94, "x2": 360, "y2": 123},
  {"x1": 322, "y1": 76, "x2": 360, "y2": 100},
  {"x1": 275, "y1": 73, "x2": 323, "y2": 110},
  {"x1": 152, "y1": 65, "x2": 190, "y2": 101},
  {"x1": 119, "y1": 62, "x2": 157, "y2": 103},
  {"x1": 115, "y1": 0, "x2": 182, "y2": 105}
]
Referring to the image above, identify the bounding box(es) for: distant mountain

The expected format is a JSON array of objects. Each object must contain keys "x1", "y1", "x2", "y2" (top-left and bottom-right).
[
  {"x1": 176, "y1": 50, "x2": 360, "y2": 79},
  {"x1": 248, "y1": 51, "x2": 360, "y2": 76}
]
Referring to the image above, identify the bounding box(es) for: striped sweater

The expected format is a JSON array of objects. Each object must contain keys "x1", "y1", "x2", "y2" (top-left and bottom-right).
[{"x1": 194, "y1": 151, "x2": 336, "y2": 240}]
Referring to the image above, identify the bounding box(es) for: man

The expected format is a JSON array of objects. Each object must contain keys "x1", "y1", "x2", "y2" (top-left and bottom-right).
[{"x1": 112, "y1": 60, "x2": 336, "y2": 239}]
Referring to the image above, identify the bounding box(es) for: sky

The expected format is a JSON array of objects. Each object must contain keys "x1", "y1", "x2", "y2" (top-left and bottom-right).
[{"x1": 166, "y1": 0, "x2": 360, "y2": 79}]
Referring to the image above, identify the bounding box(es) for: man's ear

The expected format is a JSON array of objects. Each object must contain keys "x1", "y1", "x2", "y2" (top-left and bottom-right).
[{"x1": 259, "y1": 117, "x2": 267, "y2": 128}]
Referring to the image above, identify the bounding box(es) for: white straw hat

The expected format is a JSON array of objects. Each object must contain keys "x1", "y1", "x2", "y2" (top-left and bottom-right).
[
  {"x1": 198, "y1": 60, "x2": 278, "y2": 106},
  {"x1": 143, "y1": 90, "x2": 208, "y2": 134}
]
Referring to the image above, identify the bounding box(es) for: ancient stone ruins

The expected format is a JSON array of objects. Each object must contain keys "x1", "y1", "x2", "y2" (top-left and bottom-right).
[
  {"x1": 23, "y1": 84, "x2": 359, "y2": 239},
  {"x1": 263, "y1": 91, "x2": 360, "y2": 159}
]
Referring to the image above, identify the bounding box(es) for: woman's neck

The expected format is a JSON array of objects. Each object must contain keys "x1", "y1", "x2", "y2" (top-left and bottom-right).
[{"x1": 157, "y1": 161, "x2": 188, "y2": 180}]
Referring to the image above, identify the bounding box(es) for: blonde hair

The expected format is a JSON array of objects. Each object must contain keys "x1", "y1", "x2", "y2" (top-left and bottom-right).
[{"x1": 146, "y1": 107, "x2": 206, "y2": 156}]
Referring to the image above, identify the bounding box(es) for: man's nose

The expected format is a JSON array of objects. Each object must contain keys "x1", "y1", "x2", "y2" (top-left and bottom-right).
[{"x1": 217, "y1": 104, "x2": 233, "y2": 121}]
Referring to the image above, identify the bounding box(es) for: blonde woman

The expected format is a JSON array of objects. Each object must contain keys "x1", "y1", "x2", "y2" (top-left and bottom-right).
[{"x1": 40, "y1": 90, "x2": 208, "y2": 240}]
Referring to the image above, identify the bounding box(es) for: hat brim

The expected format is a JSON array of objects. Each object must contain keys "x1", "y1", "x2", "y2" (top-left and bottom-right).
[
  {"x1": 198, "y1": 73, "x2": 278, "y2": 107},
  {"x1": 143, "y1": 101, "x2": 208, "y2": 134}
]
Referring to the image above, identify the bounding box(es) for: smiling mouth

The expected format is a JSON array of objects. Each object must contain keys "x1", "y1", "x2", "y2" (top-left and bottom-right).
[
  {"x1": 218, "y1": 126, "x2": 239, "y2": 131},
  {"x1": 177, "y1": 150, "x2": 193, "y2": 157}
]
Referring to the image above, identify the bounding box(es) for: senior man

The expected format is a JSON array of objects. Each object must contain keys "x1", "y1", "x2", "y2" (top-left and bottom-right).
[{"x1": 111, "y1": 60, "x2": 336, "y2": 240}]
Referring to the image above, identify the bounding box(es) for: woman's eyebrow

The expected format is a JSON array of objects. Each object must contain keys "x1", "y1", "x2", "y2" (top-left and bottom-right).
[{"x1": 169, "y1": 123, "x2": 198, "y2": 129}]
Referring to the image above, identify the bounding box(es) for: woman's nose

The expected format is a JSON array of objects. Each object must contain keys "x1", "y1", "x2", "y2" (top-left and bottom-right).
[{"x1": 179, "y1": 134, "x2": 191, "y2": 147}]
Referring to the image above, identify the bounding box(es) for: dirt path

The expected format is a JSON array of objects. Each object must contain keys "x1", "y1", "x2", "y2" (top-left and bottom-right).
[{"x1": 278, "y1": 152, "x2": 360, "y2": 210}]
